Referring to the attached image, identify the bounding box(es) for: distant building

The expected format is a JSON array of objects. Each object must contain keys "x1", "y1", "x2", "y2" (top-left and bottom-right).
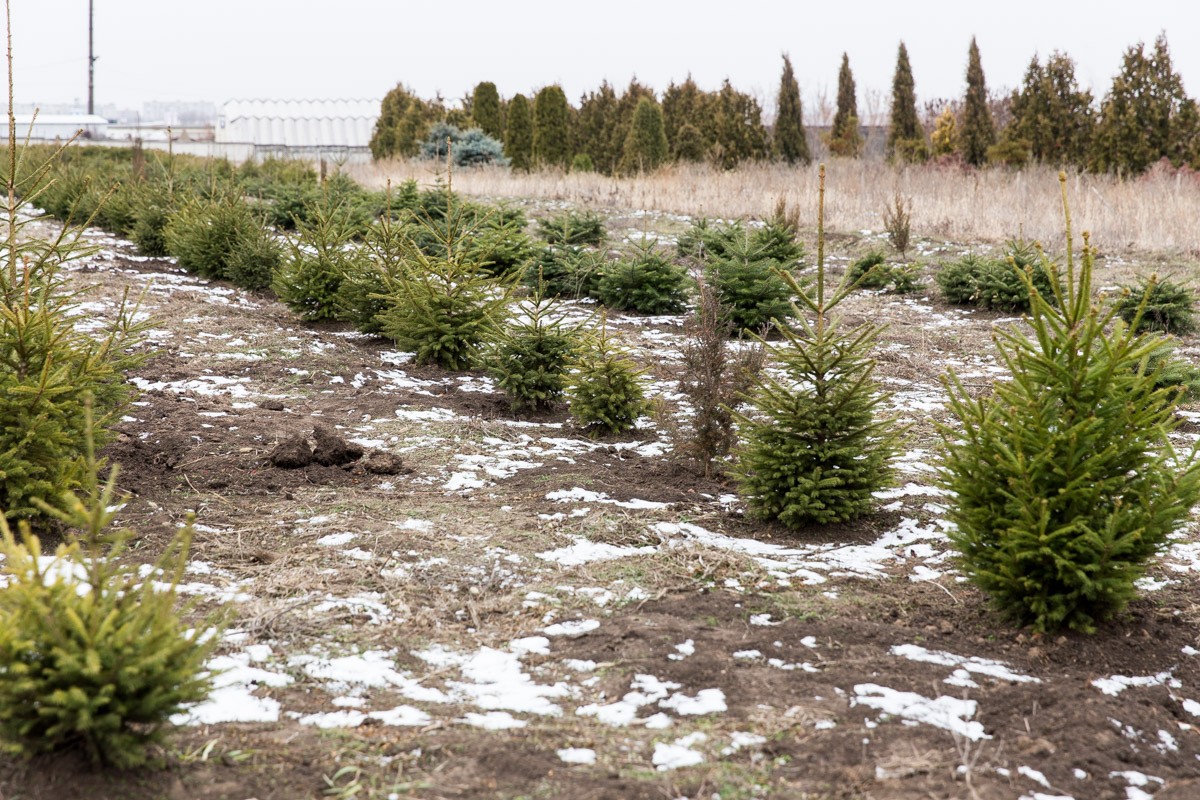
[
  {"x1": 12, "y1": 113, "x2": 108, "y2": 140},
  {"x1": 216, "y1": 99, "x2": 379, "y2": 150}
]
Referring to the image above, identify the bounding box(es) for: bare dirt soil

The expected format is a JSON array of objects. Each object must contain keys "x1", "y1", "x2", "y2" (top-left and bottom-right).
[{"x1": 1, "y1": 217, "x2": 1199, "y2": 800}]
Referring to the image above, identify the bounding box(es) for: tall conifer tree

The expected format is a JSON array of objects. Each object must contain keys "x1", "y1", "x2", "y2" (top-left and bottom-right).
[
  {"x1": 887, "y1": 42, "x2": 925, "y2": 162},
  {"x1": 998, "y1": 53, "x2": 1093, "y2": 167},
  {"x1": 710, "y1": 80, "x2": 769, "y2": 169},
  {"x1": 620, "y1": 96, "x2": 670, "y2": 173},
  {"x1": 504, "y1": 93, "x2": 533, "y2": 172},
  {"x1": 827, "y1": 53, "x2": 863, "y2": 157},
  {"x1": 774, "y1": 54, "x2": 811, "y2": 165},
  {"x1": 610, "y1": 80, "x2": 656, "y2": 169},
  {"x1": 663, "y1": 76, "x2": 712, "y2": 161},
  {"x1": 1091, "y1": 34, "x2": 1191, "y2": 174},
  {"x1": 532, "y1": 85, "x2": 573, "y2": 169},
  {"x1": 960, "y1": 37, "x2": 996, "y2": 166},
  {"x1": 470, "y1": 81, "x2": 504, "y2": 141},
  {"x1": 577, "y1": 82, "x2": 621, "y2": 174}
]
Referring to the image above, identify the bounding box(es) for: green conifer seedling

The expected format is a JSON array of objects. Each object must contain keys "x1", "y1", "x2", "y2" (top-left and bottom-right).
[
  {"x1": 939, "y1": 174, "x2": 1200, "y2": 633},
  {"x1": 488, "y1": 275, "x2": 583, "y2": 413},
  {"x1": 567, "y1": 316, "x2": 650, "y2": 435},
  {"x1": 273, "y1": 197, "x2": 367, "y2": 321},
  {"x1": 1116, "y1": 275, "x2": 1196, "y2": 335},
  {"x1": 0, "y1": 83, "x2": 146, "y2": 524},
  {"x1": 734, "y1": 165, "x2": 904, "y2": 527},
  {"x1": 375, "y1": 202, "x2": 512, "y2": 370},
  {"x1": 596, "y1": 239, "x2": 690, "y2": 315},
  {"x1": 0, "y1": 412, "x2": 220, "y2": 766}
]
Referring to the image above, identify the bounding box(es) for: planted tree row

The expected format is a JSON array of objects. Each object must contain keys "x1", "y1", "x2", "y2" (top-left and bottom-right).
[{"x1": 371, "y1": 33, "x2": 1200, "y2": 176}]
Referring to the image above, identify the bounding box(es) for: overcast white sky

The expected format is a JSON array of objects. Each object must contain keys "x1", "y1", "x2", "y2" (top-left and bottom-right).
[{"x1": 9, "y1": 0, "x2": 1199, "y2": 117}]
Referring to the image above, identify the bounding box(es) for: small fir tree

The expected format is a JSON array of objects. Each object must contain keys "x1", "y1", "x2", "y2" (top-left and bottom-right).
[
  {"x1": 471, "y1": 81, "x2": 504, "y2": 141},
  {"x1": 596, "y1": 239, "x2": 690, "y2": 315},
  {"x1": 0, "y1": 419, "x2": 219, "y2": 766},
  {"x1": 959, "y1": 38, "x2": 996, "y2": 166},
  {"x1": 420, "y1": 122, "x2": 508, "y2": 167},
  {"x1": 847, "y1": 250, "x2": 891, "y2": 289},
  {"x1": 567, "y1": 316, "x2": 650, "y2": 435},
  {"x1": 488, "y1": 276, "x2": 582, "y2": 413},
  {"x1": 272, "y1": 197, "x2": 365, "y2": 322},
  {"x1": 939, "y1": 174, "x2": 1200, "y2": 633},
  {"x1": 504, "y1": 93, "x2": 534, "y2": 172},
  {"x1": 337, "y1": 194, "x2": 411, "y2": 334},
  {"x1": 887, "y1": 42, "x2": 926, "y2": 162},
  {"x1": 707, "y1": 239, "x2": 797, "y2": 334},
  {"x1": 532, "y1": 85, "x2": 574, "y2": 169},
  {"x1": 734, "y1": 165, "x2": 904, "y2": 527},
  {"x1": 524, "y1": 245, "x2": 606, "y2": 300},
  {"x1": 164, "y1": 194, "x2": 281, "y2": 291},
  {"x1": 774, "y1": 54, "x2": 811, "y2": 165},
  {"x1": 375, "y1": 204, "x2": 512, "y2": 370},
  {"x1": 827, "y1": 54, "x2": 863, "y2": 157},
  {"x1": 1116, "y1": 276, "x2": 1196, "y2": 335},
  {"x1": 620, "y1": 96, "x2": 670, "y2": 174},
  {"x1": 537, "y1": 209, "x2": 606, "y2": 247},
  {"x1": 1, "y1": 119, "x2": 146, "y2": 524}
]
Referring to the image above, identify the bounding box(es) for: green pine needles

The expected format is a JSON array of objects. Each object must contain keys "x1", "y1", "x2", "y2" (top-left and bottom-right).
[
  {"x1": 567, "y1": 316, "x2": 649, "y2": 435},
  {"x1": 596, "y1": 240, "x2": 690, "y2": 315},
  {"x1": 1116, "y1": 275, "x2": 1196, "y2": 335},
  {"x1": 734, "y1": 166, "x2": 904, "y2": 527},
  {"x1": 375, "y1": 204, "x2": 512, "y2": 370},
  {"x1": 273, "y1": 197, "x2": 366, "y2": 321},
  {"x1": 489, "y1": 276, "x2": 582, "y2": 413},
  {"x1": 939, "y1": 174, "x2": 1200, "y2": 633},
  {"x1": 1, "y1": 123, "x2": 146, "y2": 525},
  {"x1": 0, "y1": 416, "x2": 219, "y2": 766},
  {"x1": 164, "y1": 194, "x2": 281, "y2": 291}
]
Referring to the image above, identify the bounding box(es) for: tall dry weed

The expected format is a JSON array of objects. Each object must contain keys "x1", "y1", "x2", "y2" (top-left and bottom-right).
[{"x1": 352, "y1": 158, "x2": 1200, "y2": 254}]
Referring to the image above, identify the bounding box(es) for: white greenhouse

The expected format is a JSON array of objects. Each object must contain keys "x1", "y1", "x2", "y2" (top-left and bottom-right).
[
  {"x1": 215, "y1": 99, "x2": 378, "y2": 149},
  {"x1": 13, "y1": 114, "x2": 109, "y2": 141}
]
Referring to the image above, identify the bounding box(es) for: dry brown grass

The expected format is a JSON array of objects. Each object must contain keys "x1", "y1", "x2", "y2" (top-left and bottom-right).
[{"x1": 351, "y1": 157, "x2": 1200, "y2": 254}]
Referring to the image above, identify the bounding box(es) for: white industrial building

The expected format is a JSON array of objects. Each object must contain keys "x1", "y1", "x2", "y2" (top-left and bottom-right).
[
  {"x1": 12, "y1": 113, "x2": 109, "y2": 141},
  {"x1": 215, "y1": 99, "x2": 378, "y2": 148}
]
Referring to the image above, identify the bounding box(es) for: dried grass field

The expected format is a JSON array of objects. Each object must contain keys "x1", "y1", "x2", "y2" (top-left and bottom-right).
[
  {"x1": 355, "y1": 157, "x2": 1200, "y2": 254},
  {"x1": 3, "y1": 165, "x2": 1200, "y2": 800}
]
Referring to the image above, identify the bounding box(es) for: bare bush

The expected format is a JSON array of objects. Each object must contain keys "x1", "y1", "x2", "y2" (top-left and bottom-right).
[{"x1": 675, "y1": 277, "x2": 765, "y2": 476}]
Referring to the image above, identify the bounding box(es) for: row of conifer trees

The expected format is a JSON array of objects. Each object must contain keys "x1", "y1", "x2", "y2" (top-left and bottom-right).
[{"x1": 371, "y1": 33, "x2": 1200, "y2": 176}]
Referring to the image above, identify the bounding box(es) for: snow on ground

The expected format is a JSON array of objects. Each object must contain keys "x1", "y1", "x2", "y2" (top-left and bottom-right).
[{"x1": 53, "y1": 223, "x2": 1200, "y2": 790}]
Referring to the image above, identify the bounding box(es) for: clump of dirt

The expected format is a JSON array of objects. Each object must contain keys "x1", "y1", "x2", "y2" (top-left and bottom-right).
[
  {"x1": 310, "y1": 425, "x2": 364, "y2": 466},
  {"x1": 268, "y1": 425, "x2": 363, "y2": 469},
  {"x1": 268, "y1": 432, "x2": 316, "y2": 468},
  {"x1": 360, "y1": 450, "x2": 406, "y2": 475}
]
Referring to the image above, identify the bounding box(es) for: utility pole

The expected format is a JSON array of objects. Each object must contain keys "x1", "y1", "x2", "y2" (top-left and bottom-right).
[{"x1": 87, "y1": 0, "x2": 95, "y2": 115}]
